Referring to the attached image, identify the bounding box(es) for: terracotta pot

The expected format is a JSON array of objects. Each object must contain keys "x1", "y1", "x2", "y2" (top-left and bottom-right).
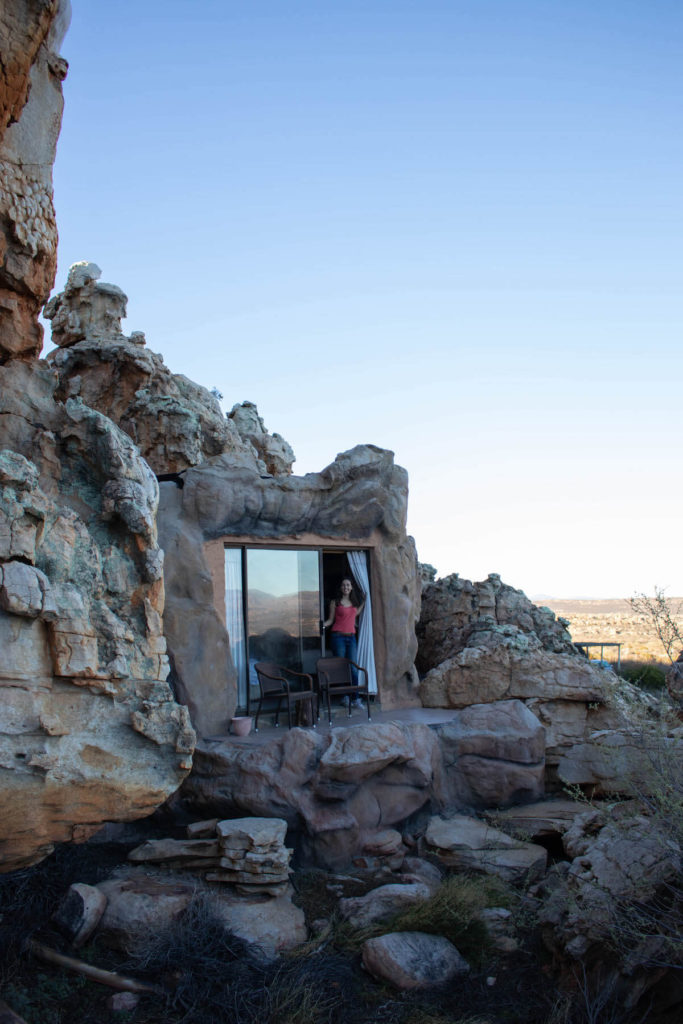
[{"x1": 231, "y1": 716, "x2": 253, "y2": 737}]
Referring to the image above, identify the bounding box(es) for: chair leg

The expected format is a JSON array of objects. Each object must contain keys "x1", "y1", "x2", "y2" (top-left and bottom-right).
[
  {"x1": 327, "y1": 690, "x2": 332, "y2": 727},
  {"x1": 287, "y1": 700, "x2": 292, "y2": 730}
]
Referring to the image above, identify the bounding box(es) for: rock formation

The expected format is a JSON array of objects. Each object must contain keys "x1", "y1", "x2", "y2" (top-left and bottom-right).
[
  {"x1": 175, "y1": 710, "x2": 546, "y2": 869},
  {"x1": 44, "y1": 262, "x2": 259, "y2": 476},
  {"x1": 42, "y1": 263, "x2": 422, "y2": 735},
  {"x1": 0, "y1": 3, "x2": 195, "y2": 873},
  {"x1": 0, "y1": 0, "x2": 69, "y2": 361},
  {"x1": 417, "y1": 572, "x2": 629, "y2": 792}
]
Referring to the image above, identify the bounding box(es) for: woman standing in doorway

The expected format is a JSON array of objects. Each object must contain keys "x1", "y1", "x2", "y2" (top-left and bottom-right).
[{"x1": 324, "y1": 578, "x2": 365, "y2": 702}]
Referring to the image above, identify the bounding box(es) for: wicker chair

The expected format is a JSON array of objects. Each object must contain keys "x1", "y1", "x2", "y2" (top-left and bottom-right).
[
  {"x1": 316, "y1": 656, "x2": 371, "y2": 726},
  {"x1": 252, "y1": 661, "x2": 317, "y2": 732}
]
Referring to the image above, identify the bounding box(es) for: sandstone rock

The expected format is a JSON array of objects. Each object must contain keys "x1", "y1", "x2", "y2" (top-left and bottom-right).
[
  {"x1": 228, "y1": 401, "x2": 295, "y2": 475},
  {"x1": 421, "y1": 626, "x2": 607, "y2": 709},
  {"x1": 666, "y1": 651, "x2": 683, "y2": 706},
  {"x1": 434, "y1": 700, "x2": 545, "y2": 808},
  {"x1": 178, "y1": 724, "x2": 439, "y2": 870},
  {"x1": 0, "y1": 0, "x2": 69, "y2": 359},
  {"x1": 488, "y1": 798, "x2": 588, "y2": 840},
  {"x1": 96, "y1": 871, "x2": 197, "y2": 951},
  {"x1": 339, "y1": 882, "x2": 432, "y2": 929},
  {"x1": 212, "y1": 891, "x2": 306, "y2": 958},
  {"x1": 217, "y1": 817, "x2": 288, "y2": 850},
  {"x1": 361, "y1": 931, "x2": 470, "y2": 990},
  {"x1": 538, "y1": 805, "x2": 680, "y2": 967},
  {"x1": 398, "y1": 856, "x2": 443, "y2": 892},
  {"x1": 96, "y1": 868, "x2": 305, "y2": 960},
  {"x1": 423, "y1": 814, "x2": 548, "y2": 884},
  {"x1": 45, "y1": 262, "x2": 256, "y2": 476},
  {"x1": 53, "y1": 882, "x2": 107, "y2": 947},
  {"x1": 0, "y1": 358, "x2": 194, "y2": 872},
  {"x1": 417, "y1": 572, "x2": 575, "y2": 674},
  {"x1": 128, "y1": 839, "x2": 220, "y2": 863}
]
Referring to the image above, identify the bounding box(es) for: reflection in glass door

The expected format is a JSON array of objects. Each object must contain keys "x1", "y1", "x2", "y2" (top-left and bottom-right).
[{"x1": 246, "y1": 549, "x2": 321, "y2": 679}]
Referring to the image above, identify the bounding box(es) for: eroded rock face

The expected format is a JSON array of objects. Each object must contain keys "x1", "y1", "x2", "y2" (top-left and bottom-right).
[
  {"x1": 417, "y1": 573, "x2": 575, "y2": 673},
  {"x1": 0, "y1": 0, "x2": 69, "y2": 361},
  {"x1": 537, "y1": 804, "x2": 681, "y2": 1003},
  {"x1": 0, "y1": 359, "x2": 195, "y2": 872},
  {"x1": 417, "y1": 572, "x2": 621, "y2": 788},
  {"x1": 228, "y1": 401, "x2": 295, "y2": 476},
  {"x1": 45, "y1": 262, "x2": 260, "y2": 476}
]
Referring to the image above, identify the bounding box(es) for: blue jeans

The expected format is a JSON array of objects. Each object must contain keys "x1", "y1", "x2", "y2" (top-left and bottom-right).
[{"x1": 330, "y1": 632, "x2": 358, "y2": 683}]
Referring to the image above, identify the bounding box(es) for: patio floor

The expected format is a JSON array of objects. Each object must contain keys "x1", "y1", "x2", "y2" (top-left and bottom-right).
[{"x1": 203, "y1": 704, "x2": 459, "y2": 749}]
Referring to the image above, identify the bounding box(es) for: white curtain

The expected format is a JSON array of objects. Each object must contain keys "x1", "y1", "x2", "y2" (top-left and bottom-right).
[
  {"x1": 347, "y1": 550, "x2": 378, "y2": 695},
  {"x1": 224, "y1": 548, "x2": 247, "y2": 707}
]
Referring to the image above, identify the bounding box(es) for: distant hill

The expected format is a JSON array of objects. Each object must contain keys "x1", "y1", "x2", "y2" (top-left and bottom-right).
[{"x1": 539, "y1": 597, "x2": 683, "y2": 663}]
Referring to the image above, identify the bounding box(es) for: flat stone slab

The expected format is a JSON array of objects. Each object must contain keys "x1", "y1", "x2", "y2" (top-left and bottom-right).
[
  {"x1": 362, "y1": 931, "x2": 470, "y2": 989},
  {"x1": 424, "y1": 814, "x2": 547, "y2": 883},
  {"x1": 217, "y1": 817, "x2": 287, "y2": 850},
  {"x1": 487, "y1": 799, "x2": 587, "y2": 838}
]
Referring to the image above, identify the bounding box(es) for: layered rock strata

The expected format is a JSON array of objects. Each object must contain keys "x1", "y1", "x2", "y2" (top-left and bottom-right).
[
  {"x1": 0, "y1": 8, "x2": 196, "y2": 872},
  {"x1": 127, "y1": 816, "x2": 293, "y2": 897},
  {"x1": 0, "y1": 0, "x2": 69, "y2": 360},
  {"x1": 0, "y1": 360, "x2": 196, "y2": 871},
  {"x1": 418, "y1": 573, "x2": 626, "y2": 791}
]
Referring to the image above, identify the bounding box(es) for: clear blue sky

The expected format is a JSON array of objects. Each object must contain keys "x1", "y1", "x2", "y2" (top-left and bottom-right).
[{"x1": 49, "y1": 0, "x2": 683, "y2": 597}]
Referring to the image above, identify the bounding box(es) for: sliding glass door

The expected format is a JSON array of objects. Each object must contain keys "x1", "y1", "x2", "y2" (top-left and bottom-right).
[
  {"x1": 225, "y1": 546, "x2": 322, "y2": 709},
  {"x1": 246, "y1": 548, "x2": 321, "y2": 676}
]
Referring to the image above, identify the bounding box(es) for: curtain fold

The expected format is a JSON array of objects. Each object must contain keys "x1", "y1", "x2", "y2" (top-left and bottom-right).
[
  {"x1": 224, "y1": 548, "x2": 247, "y2": 707},
  {"x1": 347, "y1": 550, "x2": 378, "y2": 695}
]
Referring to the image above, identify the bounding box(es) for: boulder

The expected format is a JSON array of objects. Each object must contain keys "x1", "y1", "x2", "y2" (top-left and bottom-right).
[
  {"x1": 96, "y1": 867, "x2": 305, "y2": 960},
  {"x1": 538, "y1": 805, "x2": 680, "y2": 967},
  {"x1": 423, "y1": 814, "x2": 548, "y2": 884},
  {"x1": 361, "y1": 931, "x2": 470, "y2": 990},
  {"x1": 434, "y1": 700, "x2": 546, "y2": 808},
  {"x1": 338, "y1": 882, "x2": 432, "y2": 929},
  {"x1": 420, "y1": 626, "x2": 607, "y2": 709},
  {"x1": 177, "y1": 723, "x2": 440, "y2": 870},
  {"x1": 488, "y1": 798, "x2": 588, "y2": 840}
]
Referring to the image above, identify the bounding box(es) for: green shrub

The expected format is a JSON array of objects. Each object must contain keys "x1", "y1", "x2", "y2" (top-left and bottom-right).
[{"x1": 617, "y1": 659, "x2": 667, "y2": 692}]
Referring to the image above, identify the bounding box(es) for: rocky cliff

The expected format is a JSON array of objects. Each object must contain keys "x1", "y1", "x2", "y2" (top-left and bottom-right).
[{"x1": 0, "y1": 1, "x2": 195, "y2": 873}]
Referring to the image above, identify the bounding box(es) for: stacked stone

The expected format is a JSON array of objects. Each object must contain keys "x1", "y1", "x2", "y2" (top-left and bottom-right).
[
  {"x1": 206, "y1": 818, "x2": 292, "y2": 896},
  {"x1": 127, "y1": 816, "x2": 293, "y2": 897}
]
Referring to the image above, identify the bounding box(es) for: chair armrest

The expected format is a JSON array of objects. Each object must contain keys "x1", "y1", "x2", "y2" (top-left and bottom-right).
[
  {"x1": 281, "y1": 668, "x2": 314, "y2": 692},
  {"x1": 348, "y1": 661, "x2": 369, "y2": 684}
]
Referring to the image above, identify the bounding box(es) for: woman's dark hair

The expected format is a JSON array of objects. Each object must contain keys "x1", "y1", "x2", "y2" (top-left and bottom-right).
[{"x1": 335, "y1": 577, "x2": 360, "y2": 607}]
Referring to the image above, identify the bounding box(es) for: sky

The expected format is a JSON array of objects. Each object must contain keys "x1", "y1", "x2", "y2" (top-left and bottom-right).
[{"x1": 47, "y1": 0, "x2": 683, "y2": 598}]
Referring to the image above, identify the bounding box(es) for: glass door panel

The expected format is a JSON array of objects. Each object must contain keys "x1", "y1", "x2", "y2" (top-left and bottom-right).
[
  {"x1": 224, "y1": 547, "x2": 247, "y2": 707},
  {"x1": 246, "y1": 549, "x2": 321, "y2": 690}
]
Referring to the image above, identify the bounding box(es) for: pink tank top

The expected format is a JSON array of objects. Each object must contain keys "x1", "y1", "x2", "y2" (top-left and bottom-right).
[{"x1": 332, "y1": 604, "x2": 357, "y2": 633}]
